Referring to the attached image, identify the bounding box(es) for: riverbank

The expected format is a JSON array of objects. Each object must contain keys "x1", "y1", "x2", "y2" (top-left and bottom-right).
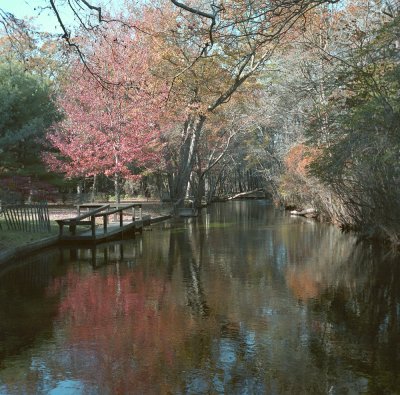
[
  {"x1": 0, "y1": 234, "x2": 59, "y2": 266},
  {"x1": 0, "y1": 201, "x2": 173, "y2": 266}
]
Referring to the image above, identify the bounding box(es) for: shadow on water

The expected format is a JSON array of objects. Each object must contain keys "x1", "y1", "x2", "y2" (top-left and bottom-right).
[
  {"x1": 0, "y1": 248, "x2": 66, "y2": 365},
  {"x1": 0, "y1": 200, "x2": 399, "y2": 394}
]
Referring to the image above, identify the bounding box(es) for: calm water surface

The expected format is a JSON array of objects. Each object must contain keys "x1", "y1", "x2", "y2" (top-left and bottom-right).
[{"x1": 0, "y1": 201, "x2": 399, "y2": 394}]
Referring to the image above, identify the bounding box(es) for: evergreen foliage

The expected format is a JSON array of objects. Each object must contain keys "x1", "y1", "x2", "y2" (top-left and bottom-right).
[{"x1": 0, "y1": 62, "x2": 60, "y2": 176}]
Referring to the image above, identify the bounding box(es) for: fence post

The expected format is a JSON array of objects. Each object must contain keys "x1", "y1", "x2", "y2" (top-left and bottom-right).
[{"x1": 2, "y1": 202, "x2": 50, "y2": 233}]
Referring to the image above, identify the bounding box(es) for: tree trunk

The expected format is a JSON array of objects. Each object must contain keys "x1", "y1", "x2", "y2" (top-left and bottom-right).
[
  {"x1": 77, "y1": 180, "x2": 83, "y2": 203},
  {"x1": 91, "y1": 174, "x2": 97, "y2": 203},
  {"x1": 194, "y1": 173, "x2": 205, "y2": 208},
  {"x1": 172, "y1": 114, "x2": 206, "y2": 208},
  {"x1": 114, "y1": 173, "x2": 121, "y2": 204}
]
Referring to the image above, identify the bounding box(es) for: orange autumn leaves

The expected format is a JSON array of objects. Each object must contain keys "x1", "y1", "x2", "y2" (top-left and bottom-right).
[
  {"x1": 284, "y1": 143, "x2": 320, "y2": 177},
  {"x1": 279, "y1": 143, "x2": 321, "y2": 208}
]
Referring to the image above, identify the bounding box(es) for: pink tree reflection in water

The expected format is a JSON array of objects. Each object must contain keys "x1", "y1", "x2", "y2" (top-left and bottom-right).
[{"x1": 49, "y1": 267, "x2": 197, "y2": 394}]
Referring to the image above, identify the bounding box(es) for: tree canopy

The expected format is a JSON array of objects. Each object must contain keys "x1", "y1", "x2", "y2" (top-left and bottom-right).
[
  {"x1": 0, "y1": 61, "x2": 60, "y2": 175},
  {"x1": 0, "y1": 0, "x2": 399, "y2": 242}
]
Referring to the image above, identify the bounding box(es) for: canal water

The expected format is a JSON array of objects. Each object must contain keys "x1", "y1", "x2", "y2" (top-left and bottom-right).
[{"x1": 0, "y1": 200, "x2": 399, "y2": 394}]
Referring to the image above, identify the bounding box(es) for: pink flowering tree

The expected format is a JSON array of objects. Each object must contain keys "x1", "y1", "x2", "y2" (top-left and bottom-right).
[{"x1": 45, "y1": 27, "x2": 167, "y2": 202}]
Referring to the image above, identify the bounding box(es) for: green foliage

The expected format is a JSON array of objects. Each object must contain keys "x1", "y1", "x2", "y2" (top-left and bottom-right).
[
  {"x1": 0, "y1": 61, "x2": 61, "y2": 176},
  {"x1": 307, "y1": 17, "x2": 400, "y2": 240},
  {"x1": 312, "y1": 25, "x2": 399, "y2": 175}
]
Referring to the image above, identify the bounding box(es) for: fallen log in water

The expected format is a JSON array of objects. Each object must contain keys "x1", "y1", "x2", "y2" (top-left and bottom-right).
[
  {"x1": 290, "y1": 208, "x2": 318, "y2": 217},
  {"x1": 228, "y1": 189, "x2": 264, "y2": 200}
]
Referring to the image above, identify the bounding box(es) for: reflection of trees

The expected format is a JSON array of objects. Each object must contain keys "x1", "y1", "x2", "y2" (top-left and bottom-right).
[
  {"x1": 0, "y1": 249, "x2": 65, "y2": 365},
  {"x1": 46, "y1": 267, "x2": 197, "y2": 393},
  {"x1": 279, "y1": 215, "x2": 400, "y2": 393},
  {"x1": 177, "y1": 203, "x2": 332, "y2": 393},
  {"x1": 284, "y1": 225, "x2": 359, "y2": 301},
  {"x1": 307, "y1": 246, "x2": 400, "y2": 394},
  {"x1": 169, "y1": 217, "x2": 209, "y2": 317},
  {"x1": 208, "y1": 202, "x2": 400, "y2": 393},
  {"x1": 1, "y1": 202, "x2": 399, "y2": 394}
]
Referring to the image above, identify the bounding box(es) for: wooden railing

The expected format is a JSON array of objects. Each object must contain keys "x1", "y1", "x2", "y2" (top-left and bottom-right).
[
  {"x1": 93, "y1": 204, "x2": 142, "y2": 235},
  {"x1": 77, "y1": 203, "x2": 142, "y2": 220},
  {"x1": 56, "y1": 203, "x2": 145, "y2": 240},
  {"x1": 56, "y1": 205, "x2": 109, "y2": 238}
]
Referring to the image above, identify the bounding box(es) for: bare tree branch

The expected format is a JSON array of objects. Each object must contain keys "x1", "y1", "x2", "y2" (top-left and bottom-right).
[
  {"x1": 170, "y1": 0, "x2": 214, "y2": 19},
  {"x1": 80, "y1": 0, "x2": 102, "y2": 22}
]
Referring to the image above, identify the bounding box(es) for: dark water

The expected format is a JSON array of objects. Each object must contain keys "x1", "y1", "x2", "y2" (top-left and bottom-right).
[{"x1": 0, "y1": 201, "x2": 399, "y2": 394}]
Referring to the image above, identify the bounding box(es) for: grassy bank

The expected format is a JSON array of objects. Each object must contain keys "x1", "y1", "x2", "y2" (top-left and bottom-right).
[{"x1": 0, "y1": 220, "x2": 59, "y2": 250}]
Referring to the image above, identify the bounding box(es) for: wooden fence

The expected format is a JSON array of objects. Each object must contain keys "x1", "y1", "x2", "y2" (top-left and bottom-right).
[{"x1": 1, "y1": 202, "x2": 51, "y2": 233}]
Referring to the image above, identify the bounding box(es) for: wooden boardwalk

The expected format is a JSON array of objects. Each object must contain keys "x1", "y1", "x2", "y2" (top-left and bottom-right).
[{"x1": 57, "y1": 204, "x2": 150, "y2": 243}]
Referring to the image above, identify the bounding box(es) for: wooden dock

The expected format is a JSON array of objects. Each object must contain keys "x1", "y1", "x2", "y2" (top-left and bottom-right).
[{"x1": 56, "y1": 203, "x2": 150, "y2": 243}]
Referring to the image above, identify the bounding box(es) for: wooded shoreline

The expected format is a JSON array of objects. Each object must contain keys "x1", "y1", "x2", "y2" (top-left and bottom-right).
[
  {"x1": 2, "y1": 1, "x2": 399, "y2": 248},
  {"x1": 2, "y1": 195, "x2": 399, "y2": 269}
]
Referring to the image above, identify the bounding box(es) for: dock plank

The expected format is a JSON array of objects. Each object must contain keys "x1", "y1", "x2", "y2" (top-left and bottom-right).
[{"x1": 59, "y1": 219, "x2": 144, "y2": 243}]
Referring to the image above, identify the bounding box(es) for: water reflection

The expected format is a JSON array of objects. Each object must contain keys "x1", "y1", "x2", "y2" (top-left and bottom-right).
[
  {"x1": 0, "y1": 201, "x2": 399, "y2": 394},
  {"x1": 0, "y1": 249, "x2": 66, "y2": 366}
]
